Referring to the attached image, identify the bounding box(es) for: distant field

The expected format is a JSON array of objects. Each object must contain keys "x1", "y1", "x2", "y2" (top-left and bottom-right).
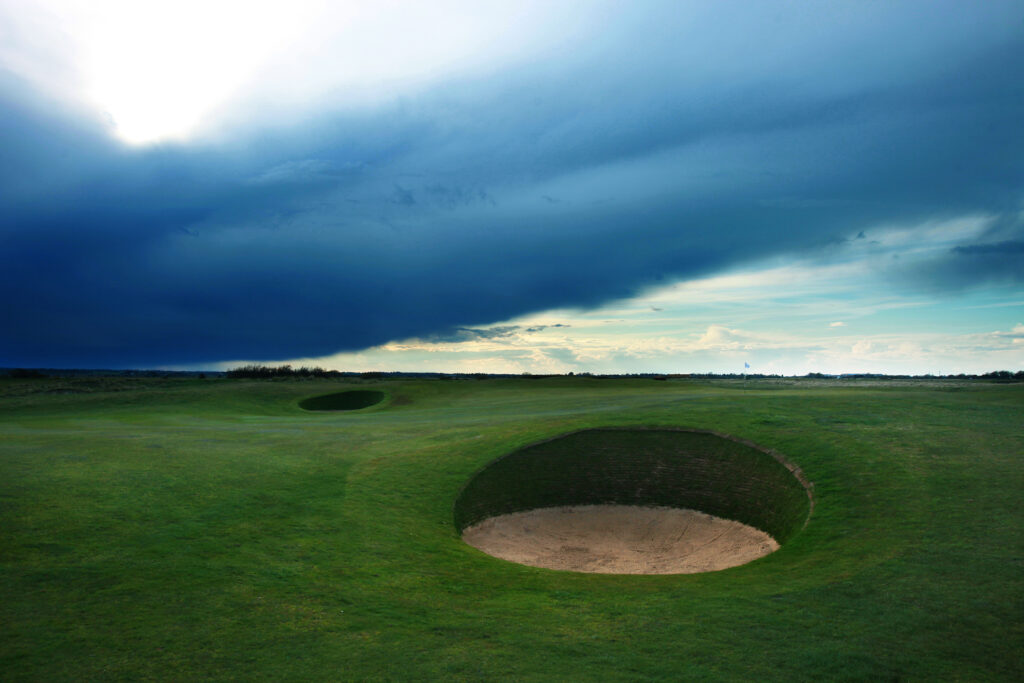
[{"x1": 1, "y1": 376, "x2": 1021, "y2": 680}]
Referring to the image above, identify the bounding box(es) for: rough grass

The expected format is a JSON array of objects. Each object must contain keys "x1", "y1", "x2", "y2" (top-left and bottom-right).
[
  {"x1": 454, "y1": 428, "x2": 810, "y2": 543},
  {"x1": 1, "y1": 376, "x2": 1022, "y2": 681}
]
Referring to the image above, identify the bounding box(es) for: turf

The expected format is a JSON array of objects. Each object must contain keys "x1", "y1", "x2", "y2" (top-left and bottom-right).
[{"x1": 1, "y1": 376, "x2": 1022, "y2": 680}]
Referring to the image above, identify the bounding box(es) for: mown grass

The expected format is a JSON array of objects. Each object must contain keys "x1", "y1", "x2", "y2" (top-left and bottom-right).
[{"x1": 1, "y1": 376, "x2": 1021, "y2": 680}]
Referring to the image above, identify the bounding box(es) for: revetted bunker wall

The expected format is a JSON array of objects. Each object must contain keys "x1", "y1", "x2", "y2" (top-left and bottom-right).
[
  {"x1": 299, "y1": 390, "x2": 386, "y2": 411},
  {"x1": 454, "y1": 428, "x2": 812, "y2": 544}
]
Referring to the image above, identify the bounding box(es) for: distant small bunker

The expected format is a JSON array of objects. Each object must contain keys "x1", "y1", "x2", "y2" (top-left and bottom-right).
[
  {"x1": 299, "y1": 390, "x2": 386, "y2": 411},
  {"x1": 455, "y1": 428, "x2": 812, "y2": 574}
]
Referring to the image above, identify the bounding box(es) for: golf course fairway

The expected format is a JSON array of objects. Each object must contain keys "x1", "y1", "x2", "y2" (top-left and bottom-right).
[{"x1": 1, "y1": 376, "x2": 1021, "y2": 680}]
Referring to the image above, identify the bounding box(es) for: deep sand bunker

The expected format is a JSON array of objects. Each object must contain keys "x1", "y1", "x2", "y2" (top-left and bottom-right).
[
  {"x1": 455, "y1": 428, "x2": 812, "y2": 574},
  {"x1": 299, "y1": 390, "x2": 385, "y2": 411}
]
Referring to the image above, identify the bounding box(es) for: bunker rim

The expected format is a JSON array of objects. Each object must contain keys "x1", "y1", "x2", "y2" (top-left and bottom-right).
[{"x1": 454, "y1": 426, "x2": 814, "y2": 575}]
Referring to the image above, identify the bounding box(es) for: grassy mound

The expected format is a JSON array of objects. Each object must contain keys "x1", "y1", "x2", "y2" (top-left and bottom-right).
[
  {"x1": 298, "y1": 389, "x2": 386, "y2": 411},
  {"x1": 455, "y1": 427, "x2": 812, "y2": 543}
]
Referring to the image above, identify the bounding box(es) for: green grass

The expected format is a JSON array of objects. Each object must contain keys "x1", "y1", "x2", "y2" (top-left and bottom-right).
[{"x1": 1, "y1": 376, "x2": 1022, "y2": 680}]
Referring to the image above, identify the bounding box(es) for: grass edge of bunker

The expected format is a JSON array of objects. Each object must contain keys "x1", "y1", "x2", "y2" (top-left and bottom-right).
[{"x1": 454, "y1": 426, "x2": 813, "y2": 573}]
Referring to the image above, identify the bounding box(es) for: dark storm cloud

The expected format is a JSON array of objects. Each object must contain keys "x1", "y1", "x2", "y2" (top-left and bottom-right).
[
  {"x1": 391, "y1": 323, "x2": 569, "y2": 345},
  {"x1": 423, "y1": 327, "x2": 522, "y2": 343},
  {"x1": 902, "y1": 212, "x2": 1024, "y2": 290},
  {"x1": 952, "y1": 241, "x2": 1024, "y2": 257},
  {"x1": 1, "y1": 2, "x2": 1022, "y2": 367},
  {"x1": 914, "y1": 239, "x2": 1024, "y2": 290}
]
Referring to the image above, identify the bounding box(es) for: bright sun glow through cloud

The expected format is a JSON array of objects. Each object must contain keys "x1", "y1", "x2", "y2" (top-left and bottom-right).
[
  {"x1": 16, "y1": 0, "x2": 565, "y2": 145},
  {"x1": 80, "y1": 1, "x2": 321, "y2": 144}
]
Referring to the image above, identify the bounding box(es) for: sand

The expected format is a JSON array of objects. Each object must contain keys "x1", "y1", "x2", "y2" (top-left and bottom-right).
[{"x1": 462, "y1": 505, "x2": 779, "y2": 574}]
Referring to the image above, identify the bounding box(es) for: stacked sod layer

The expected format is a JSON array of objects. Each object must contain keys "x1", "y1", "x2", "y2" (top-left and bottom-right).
[
  {"x1": 455, "y1": 427, "x2": 812, "y2": 544},
  {"x1": 299, "y1": 390, "x2": 386, "y2": 411}
]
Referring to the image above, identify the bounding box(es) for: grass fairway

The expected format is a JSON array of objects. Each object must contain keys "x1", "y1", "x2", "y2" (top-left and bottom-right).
[{"x1": 1, "y1": 377, "x2": 1022, "y2": 680}]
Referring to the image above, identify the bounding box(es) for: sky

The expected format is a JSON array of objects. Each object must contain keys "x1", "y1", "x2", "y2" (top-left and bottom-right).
[{"x1": 1, "y1": 1, "x2": 1022, "y2": 375}]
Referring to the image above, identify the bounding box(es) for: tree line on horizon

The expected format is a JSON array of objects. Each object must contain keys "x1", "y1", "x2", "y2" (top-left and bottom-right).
[
  {"x1": 4, "y1": 366, "x2": 1022, "y2": 381},
  {"x1": 225, "y1": 364, "x2": 341, "y2": 379},
  {"x1": 221, "y1": 365, "x2": 1024, "y2": 381}
]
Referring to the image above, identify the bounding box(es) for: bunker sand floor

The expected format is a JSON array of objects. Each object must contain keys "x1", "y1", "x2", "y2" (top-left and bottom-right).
[{"x1": 462, "y1": 504, "x2": 779, "y2": 574}]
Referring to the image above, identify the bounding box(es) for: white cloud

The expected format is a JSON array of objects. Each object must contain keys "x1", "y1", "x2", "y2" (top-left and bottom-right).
[
  {"x1": 851, "y1": 340, "x2": 875, "y2": 356},
  {"x1": 240, "y1": 253, "x2": 1024, "y2": 376},
  {"x1": 5, "y1": 0, "x2": 593, "y2": 143},
  {"x1": 240, "y1": 317, "x2": 1024, "y2": 375},
  {"x1": 695, "y1": 325, "x2": 753, "y2": 350}
]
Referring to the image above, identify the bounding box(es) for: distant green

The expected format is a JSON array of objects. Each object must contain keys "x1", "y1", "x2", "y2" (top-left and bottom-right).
[{"x1": 1, "y1": 376, "x2": 1021, "y2": 681}]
